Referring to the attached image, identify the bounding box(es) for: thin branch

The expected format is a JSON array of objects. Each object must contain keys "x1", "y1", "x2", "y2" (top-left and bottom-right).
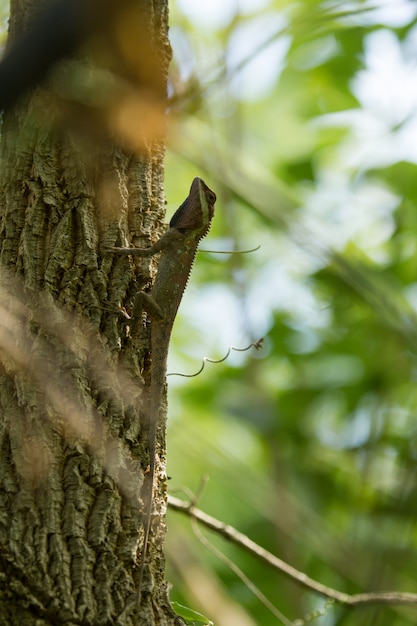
[
  {"x1": 200, "y1": 245, "x2": 261, "y2": 254},
  {"x1": 191, "y1": 516, "x2": 294, "y2": 626},
  {"x1": 168, "y1": 495, "x2": 417, "y2": 608},
  {"x1": 167, "y1": 338, "x2": 264, "y2": 378}
]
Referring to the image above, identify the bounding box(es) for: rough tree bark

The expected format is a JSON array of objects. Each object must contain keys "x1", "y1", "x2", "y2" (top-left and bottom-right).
[{"x1": 0, "y1": 0, "x2": 175, "y2": 624}]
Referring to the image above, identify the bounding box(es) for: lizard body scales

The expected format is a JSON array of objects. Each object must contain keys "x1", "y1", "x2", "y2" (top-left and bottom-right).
[{"x1": 113, "y1": 177, "x2": 216, "y2": 606}]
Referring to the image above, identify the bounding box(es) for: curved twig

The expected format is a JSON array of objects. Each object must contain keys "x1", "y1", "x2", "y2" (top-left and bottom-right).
[
  {"x1": 200, "y1": 245, "x2": 261, "y2": 254},
  {"x1": 167, "y1": 338, "x2": 264, "y2": 378},
  {"x1": 168, "y1": 495, "x2": 417, "y2": 608}
]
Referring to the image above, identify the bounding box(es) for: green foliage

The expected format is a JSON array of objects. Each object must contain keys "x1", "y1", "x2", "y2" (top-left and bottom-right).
[
  {"x1": 165, "y1": 1, "x2": 417, "y2": 625},
  {"x1": 0, "y1": 0, "x2": 8, "y2": 45},
  {"x1": 171, "y1": 602, "x2": 214, "y2": 625}
]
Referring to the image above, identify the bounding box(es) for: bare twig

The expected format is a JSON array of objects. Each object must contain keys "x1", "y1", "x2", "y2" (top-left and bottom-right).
[
  {"x1": 168, "y1": 495, "x2": 417, "y2": 608},
  {"x1": 191, "y1": 516, "x2": 294, "y2": 626},
  {"x1": 201, "y1": 245, "x2": 261, "y2": 254},
  {"x1": 167, "y1": 338, "x2": 264, "y2": 378}
]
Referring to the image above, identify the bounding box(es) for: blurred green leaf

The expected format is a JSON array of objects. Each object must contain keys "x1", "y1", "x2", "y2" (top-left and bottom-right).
[
  {"x1": 171, "y1": 602, "x2": 214, "y2": 625},
  {"x1": 166, "y1": 2, "x2": 417, "y2": 625}
]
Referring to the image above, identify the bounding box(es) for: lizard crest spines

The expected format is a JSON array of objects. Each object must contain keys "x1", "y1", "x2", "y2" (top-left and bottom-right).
[{"x1": 120, "y1": 178, "x2": 216, "y2": 608}]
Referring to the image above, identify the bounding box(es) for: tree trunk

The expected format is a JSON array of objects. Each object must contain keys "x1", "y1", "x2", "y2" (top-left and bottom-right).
[{"x1": 0, "y1": 1, "x2": 175, "y2": 624}]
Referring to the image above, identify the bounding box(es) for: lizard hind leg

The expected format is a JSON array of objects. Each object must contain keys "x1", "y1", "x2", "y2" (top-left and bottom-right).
[{"x1": 132, "y1": 291, "x2": 164, "y2": 323}]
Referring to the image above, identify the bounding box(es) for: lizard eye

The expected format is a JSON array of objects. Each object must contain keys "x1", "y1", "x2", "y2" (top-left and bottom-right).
[{"x1": 207, "y1": 191, "x2": 216, "y2": 203}]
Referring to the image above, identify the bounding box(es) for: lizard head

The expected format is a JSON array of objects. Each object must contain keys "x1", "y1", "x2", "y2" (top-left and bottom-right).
[{"x1": 169, "y1": 177, "x2": 216, "y2": 236}]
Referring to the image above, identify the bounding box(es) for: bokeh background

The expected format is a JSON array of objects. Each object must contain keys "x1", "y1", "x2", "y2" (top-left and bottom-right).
[{"x1": 163, "y1": 1, "x2": 417, "y2": 625}]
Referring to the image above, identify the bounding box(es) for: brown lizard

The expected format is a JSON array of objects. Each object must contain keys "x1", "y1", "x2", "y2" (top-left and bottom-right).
[{"x1": 112, "y1": 177, "x2": 216, "y2": 606}]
